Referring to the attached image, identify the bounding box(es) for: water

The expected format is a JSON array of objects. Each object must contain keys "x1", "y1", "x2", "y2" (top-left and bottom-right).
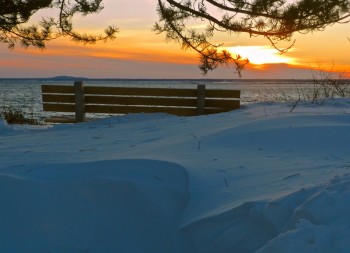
[{"x1": 0, "y1": 78, "x2": 318, "y2": 122}]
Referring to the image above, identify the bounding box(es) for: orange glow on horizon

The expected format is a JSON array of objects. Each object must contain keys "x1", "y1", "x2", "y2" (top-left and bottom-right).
[
  {"x1": 1, "y1": 35, "x2": 349, "y2": 78},
  {"x1": 26, "y1": 36, "x2": 200, "y2": 65}
]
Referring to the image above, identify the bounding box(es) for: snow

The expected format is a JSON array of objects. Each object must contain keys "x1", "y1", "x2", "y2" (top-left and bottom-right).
[{"x1": 1, "y1": 99, "x2": 350, "y2": 253}]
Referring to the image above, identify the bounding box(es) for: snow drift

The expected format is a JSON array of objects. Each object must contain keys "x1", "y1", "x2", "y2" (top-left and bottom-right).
[{"x1": 1, "y1": 100, "x2": 350, "y2": 253}]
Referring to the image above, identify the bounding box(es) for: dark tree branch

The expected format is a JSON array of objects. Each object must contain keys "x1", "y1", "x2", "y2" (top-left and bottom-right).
[
  {"x1": 155, "y1": 0, "x2": 350, "y2": 75},
  {"x1": 0, "y1": 0, "x2": 118, "y2": 49}
]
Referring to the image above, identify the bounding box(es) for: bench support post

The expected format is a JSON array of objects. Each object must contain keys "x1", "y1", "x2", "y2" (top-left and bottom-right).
[
  {"x1": 196, "y1": 84, "x2": 206, "y2": 115},
  {"x1": 74, "y1": 81, "x2": 85, "y2": 122}
]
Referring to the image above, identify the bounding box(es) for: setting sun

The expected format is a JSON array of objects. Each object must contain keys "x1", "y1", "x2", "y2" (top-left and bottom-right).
[{"x1": 224, "y1": 46, "x2": 296, "y2": 66}]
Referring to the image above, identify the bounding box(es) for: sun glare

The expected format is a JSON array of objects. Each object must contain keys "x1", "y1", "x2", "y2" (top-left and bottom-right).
[{"x1": 224, "y1": 46, "x2": 296, "y2": 66}]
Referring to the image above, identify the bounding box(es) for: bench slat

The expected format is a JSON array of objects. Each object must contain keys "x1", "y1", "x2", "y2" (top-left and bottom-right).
[
  {"x1": 42, "y1": 94, "x2": 75, "y2": 103},
  {"x1": 205, "y1": 99, "x2": 240, "y2": 109},
  {"x1": 205, "y1": 89, "x2": 240, "y2": 98},
  {"x1": 85, "y1": 95, "x2": 197, "y2": 107},
  {"x1": 43, "y1": 92, "x2": 239, "y2": 108},
  {"x1": 42, "y1": 85, "x2": 75, "y2": 94},
  {"x1": 42, "y1": 85, "x2": 240, "y2": 98},
  {"x1": 43, "y1": 95, "x2": 239, "y2": 108},
  {"x1": 44, "y1": 116, "x2": 76, "y2": 124},
  {"x1": 43, "y1": 103, "x2": 75, "y2": 112},
  {"x1": 205, "y1": 107, "x2": 236, "y2": 114},
  {"x1": 84, "y1": 86, "x2": 198, "y2": 97},
  {"x1": 85, "y1": 105, "x2": 198, "y2": 116}
]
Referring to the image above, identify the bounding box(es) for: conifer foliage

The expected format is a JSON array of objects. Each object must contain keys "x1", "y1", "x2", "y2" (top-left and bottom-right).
[{"x1": 0, "y1": 0, "x2": 118, "y2": 49}]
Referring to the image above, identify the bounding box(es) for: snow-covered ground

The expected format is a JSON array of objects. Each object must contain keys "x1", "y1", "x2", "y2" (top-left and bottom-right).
[{"x1": 1, "y1": 99, "x2": 350, "y2": 253}]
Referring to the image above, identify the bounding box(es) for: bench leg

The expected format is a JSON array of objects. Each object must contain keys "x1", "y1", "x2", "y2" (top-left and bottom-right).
[
  {"x1": 74, "y1": 81, "x2": 85, "y2": 122},
  {"x1": 197, "y1": 84, "x2": 206, "y2": 115}
]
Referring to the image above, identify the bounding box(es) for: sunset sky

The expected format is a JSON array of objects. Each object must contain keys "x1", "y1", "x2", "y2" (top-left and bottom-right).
[{"x1": 0, "y1": 0, "x2": 349, "y2": 79}]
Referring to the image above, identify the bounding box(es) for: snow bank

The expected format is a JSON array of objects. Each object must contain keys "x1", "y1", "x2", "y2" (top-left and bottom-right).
[
  {"x1": 1, "y1": 99, "x2": 350, "y2": 253},
  {"x1": 257, "y1": 174, "x2": 350, "y2": 253},
  {"x1": 182, "y1": 174, "x2": 350, "y2": 253},
  {"x1": 0, "y1": 159, "x2": 191, "y2": 253}
]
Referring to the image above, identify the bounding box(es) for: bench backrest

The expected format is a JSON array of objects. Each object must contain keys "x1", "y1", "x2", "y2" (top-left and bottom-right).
[{"x1": 42, "y1": 81, "x2": 240, "y2": 122}]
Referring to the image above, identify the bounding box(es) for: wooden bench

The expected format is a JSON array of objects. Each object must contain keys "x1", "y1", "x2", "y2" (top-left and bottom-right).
[{"x1": 41, "y1": 81, "x2": 240, "y2": 123}]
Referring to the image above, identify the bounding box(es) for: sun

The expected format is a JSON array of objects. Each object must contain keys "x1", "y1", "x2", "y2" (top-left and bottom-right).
[{"x1": 224, "y1": 46, "x2": 296, "y2": 65}]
